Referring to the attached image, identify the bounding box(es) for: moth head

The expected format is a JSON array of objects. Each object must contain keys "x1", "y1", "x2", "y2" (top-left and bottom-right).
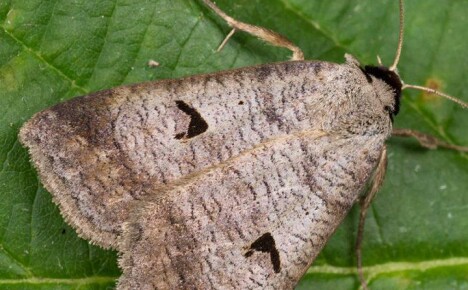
[{"x1": 364, "y1": 65, "x2": 402, "y2": 118}]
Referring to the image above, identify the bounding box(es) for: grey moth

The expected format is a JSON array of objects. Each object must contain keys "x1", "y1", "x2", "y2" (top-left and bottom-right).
[{"x1": 11, "y1": 0, "x2": 468, "y2": 289}]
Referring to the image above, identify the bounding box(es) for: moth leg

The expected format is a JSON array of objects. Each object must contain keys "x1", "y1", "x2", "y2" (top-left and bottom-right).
[
  {"x1": 356, "y1": 146, "x2": 388, "y2": 290},
  {"x1": 392, "y1": 128, "x2": 468, "y2": 152},
  {"x1": 201, "y1": 0, "x2": 304, "y2": 60}
]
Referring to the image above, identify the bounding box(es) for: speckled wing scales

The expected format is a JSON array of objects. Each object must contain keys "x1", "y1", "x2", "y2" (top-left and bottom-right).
[
  {"x1": 19, "y1": 60, "x2": 369, "y2": 249},
  {"x1": 117, "y1": 130, "x2": 385, "y2": 289}
]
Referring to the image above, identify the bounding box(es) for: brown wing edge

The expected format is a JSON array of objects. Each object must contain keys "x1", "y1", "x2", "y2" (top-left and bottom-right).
[{"x1": 18, "y1": 97, "x2": 120, "y2": 250}]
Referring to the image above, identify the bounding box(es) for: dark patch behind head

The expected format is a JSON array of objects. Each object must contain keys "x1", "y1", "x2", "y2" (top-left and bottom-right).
[{"x1": 364, "y1": 65, "x2": 402, "y2": 116}]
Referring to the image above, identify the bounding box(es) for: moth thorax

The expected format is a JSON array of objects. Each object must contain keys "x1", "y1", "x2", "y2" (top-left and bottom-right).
[{"x1": 364, "y1": 65, "x2": 402, "y2": 120}]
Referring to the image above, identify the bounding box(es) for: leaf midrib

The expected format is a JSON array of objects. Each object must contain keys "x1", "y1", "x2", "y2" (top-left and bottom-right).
[
  {"x1": 306, "y1": 256, "x2": 468, "y2": 278},
  {"x1": 1, "y1": 256, "x2": 466, "y2": 285}
]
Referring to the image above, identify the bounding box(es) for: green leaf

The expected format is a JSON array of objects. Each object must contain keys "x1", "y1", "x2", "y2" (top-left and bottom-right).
[{"x1": 1, "y1": 0, "x2": 467, "y2": 289}]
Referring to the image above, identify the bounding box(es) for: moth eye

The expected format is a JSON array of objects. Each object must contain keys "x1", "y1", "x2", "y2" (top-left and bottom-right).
[
  {"x1": 244, "y1": 232, "x2": 281, "y2": 273},
  {"x1": 174, "y1": 100, "x2": 209, "y2": 139},
  {"x1": 238, "y1": 101, "x2": 244, "y2": 105}
]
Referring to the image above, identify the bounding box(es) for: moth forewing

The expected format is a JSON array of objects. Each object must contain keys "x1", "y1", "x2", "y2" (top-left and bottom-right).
[{"x1": 18, "y1": 59, "x2": 388, "y2": 250}]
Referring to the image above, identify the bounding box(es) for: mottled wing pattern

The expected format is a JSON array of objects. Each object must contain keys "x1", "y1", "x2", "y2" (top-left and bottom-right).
[
  {"x1": 19, "y1": 61, "x2": 371, "y2": 249},
  {"x1": 118, "y1": 131, "x2": 386, "y2": 289}
]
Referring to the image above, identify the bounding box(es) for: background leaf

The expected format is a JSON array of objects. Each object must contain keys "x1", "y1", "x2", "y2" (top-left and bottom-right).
[{"x1": 1, "y1": 0, "x2": 467, "y2": 289}]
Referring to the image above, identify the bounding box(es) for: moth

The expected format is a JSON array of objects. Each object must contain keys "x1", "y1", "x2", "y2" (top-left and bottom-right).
[{"x1": 17, "y1": 0, "x2": 467, "y2": 289}]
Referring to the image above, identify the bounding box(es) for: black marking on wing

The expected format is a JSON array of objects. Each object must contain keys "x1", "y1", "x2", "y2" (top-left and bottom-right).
[
  {"x1": 244, "y1": 232, "x2": 281, "y2": 273},
  {"x1": 174, "y1": 100, "x2": 209, "y2": 139}
]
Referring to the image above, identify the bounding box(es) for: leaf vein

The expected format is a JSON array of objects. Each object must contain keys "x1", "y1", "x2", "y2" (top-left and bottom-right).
[{"x1": 0, "y1": 27, "x2": 89, "y2": 95}]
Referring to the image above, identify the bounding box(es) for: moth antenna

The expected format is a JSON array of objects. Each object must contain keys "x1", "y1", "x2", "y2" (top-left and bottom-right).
[
  {"x1": 389, "y1": 0, "x2": 404, "y2": 71},
  {"x1": 402, "y1": 84, "x2": 468, "y2": 108},
  {"x1": 395, "y1": 0, "x2": 467, "y2": 109}
]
